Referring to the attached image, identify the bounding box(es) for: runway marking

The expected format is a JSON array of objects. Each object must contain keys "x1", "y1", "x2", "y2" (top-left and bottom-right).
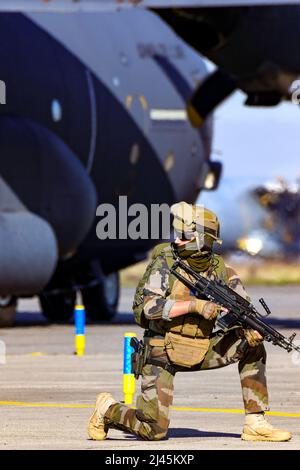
[
  {"x1": 171, "y1": 407, "x2": 300, "y2": 418},
  {"x1": 0, "y1": 401, "x2": 299, "y2": 418},
  {"x1": 0, "y1": 401, "x2": 92, "y2": 408}
]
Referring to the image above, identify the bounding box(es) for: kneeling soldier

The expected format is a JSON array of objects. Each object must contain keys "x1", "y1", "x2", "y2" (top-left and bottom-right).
[{"x1": 88, "y1": 202, "x2": 292, "y2": 442}]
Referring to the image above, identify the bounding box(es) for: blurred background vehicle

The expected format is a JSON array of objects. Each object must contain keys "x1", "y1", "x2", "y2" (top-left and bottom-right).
[{"x1": 199, "y1": 89, "x2": 300, "y2": 259}]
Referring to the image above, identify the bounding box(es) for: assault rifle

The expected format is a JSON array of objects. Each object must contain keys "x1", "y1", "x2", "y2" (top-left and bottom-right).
[{"x1": 170, "y1": 257, "x2": 300, "y2": 355}]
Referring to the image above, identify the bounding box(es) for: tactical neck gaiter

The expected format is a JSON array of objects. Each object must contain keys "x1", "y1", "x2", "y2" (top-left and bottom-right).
[{"x1": 176, "y1": 241, "x2": 212, "y2": 272}]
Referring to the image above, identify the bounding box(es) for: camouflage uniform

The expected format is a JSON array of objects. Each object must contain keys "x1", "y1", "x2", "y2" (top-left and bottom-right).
[{"x1": 104, "y1": 244, "x2": 269, "y2": 441}]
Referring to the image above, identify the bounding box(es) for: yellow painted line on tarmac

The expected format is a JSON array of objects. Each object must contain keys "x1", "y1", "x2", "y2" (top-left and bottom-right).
[
  {"x1": 0, "y1": 401, "x2": 299, "y2": 418},
  {"x1": 171, "y1": 406, "x2": 300, "y2": 418},
  {"x1": 0, "y1": 401, "x2": 92, "y2": 409}
]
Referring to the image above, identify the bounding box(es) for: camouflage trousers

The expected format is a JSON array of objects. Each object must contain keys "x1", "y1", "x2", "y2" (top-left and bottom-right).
[{"x1": 105, "y1": 330, "x2": 269, "y2": 440}]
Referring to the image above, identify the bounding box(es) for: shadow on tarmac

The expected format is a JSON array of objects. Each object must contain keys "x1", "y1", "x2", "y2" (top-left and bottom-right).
[
  {"x1": 266, "y1": 317, "x2": 300, "y2": 329},
  {"x1": 93, "y1": 429, "x2": 240, "y2": 441},
  {"x1": 13, "y1": 312, "x2": 300, "y2": 329},
  {"x1": 13, "y1": 311, "x2": 135, "y2": 327},
  {"x1": 168, "y1": 428, "x2": 240, "y2": 439}
]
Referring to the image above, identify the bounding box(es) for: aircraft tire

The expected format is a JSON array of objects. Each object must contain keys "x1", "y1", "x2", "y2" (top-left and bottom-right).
[
  {"x1": 0, "y1": 296, "x2": 17, "y2": 327},
  {"x1": 81, "y1": 272, "x2": 119, "y2": 322},
  {"x1": 39, "y1": 291, "x2": 76, "y2": 323}
]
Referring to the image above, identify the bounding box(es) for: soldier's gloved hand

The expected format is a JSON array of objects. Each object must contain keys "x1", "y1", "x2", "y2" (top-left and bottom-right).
[
  {"x1": 188, "y1": 299, "x2": 226, "y2": 320},
  {"x1": 242, "y1": 328, "x2": 263, "y2": 347}
]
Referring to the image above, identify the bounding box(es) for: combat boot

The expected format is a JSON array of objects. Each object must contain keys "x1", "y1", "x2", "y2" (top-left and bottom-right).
[
  {"x1": 88, "y1": 392, "x2": 117, "y2": 440},
  {"x1": 242, "y1": 413, "x2": 292, "y2": 442}
]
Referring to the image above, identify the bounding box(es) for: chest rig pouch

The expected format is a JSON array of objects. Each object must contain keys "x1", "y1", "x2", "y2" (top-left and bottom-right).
[
  {"x1": 163, "y1": 257, "x2": 228, "y2": 368},
  {"x1": 163, "y1": 274, "x2": 213, "y2": 368},
  {"x1": 164, "y1": 316, "x2": 210, "y2": 368}
]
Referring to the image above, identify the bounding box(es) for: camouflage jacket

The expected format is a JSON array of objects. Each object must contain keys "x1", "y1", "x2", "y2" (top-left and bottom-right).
[{"x1": 133, "y1": 242, "x2": 251, "y2": 336}]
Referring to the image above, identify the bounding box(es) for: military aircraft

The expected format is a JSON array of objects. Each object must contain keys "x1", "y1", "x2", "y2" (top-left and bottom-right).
[
  {"x1": 1, "y1": 0, "x2": 300, "y2": 324},
  {"x1": 6, "y1": 1, "x2": 300, "y2": 115},
  {"x1": 0, "y1": 3, "x2": 221, "y2": 324},
  {"x1": 145, "y1": 0, "x2": 300, "y2": 122}
]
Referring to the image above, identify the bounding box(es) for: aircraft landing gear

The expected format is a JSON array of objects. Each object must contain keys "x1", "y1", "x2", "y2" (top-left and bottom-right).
[
  {"x1": 81, "y1": 271, "x2": 119, "y2": 322},
  {"x1": 39, "y1": 260, "x2": 119, "y2": 323},
  {"x1": 0, "y1": 296, "x2": 17, "y2": 327},
  {"x1": 39, "y1": 291, "x2": 76, "y2": 323}
]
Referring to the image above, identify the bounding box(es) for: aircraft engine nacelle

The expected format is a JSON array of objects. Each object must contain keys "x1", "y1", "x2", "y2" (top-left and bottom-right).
[
  {"x1": 0, "y1": 211, "x2": 57, "y2": 295},
  {"x1": 0, "y1": 116, "x2": 97, "y2": 259}
]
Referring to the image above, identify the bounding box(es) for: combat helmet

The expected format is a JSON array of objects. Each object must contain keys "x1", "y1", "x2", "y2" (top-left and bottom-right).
[{"x1": 170, "y1": 201, "x2": 221, "y2": 247}]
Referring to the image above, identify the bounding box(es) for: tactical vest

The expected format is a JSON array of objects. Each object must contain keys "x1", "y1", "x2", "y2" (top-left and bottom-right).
[
  {"x1": 133, "y1": 243, "x2": 229, "y2": 367},
  {"x1": 133, "y1": 242, "x2": 228, "y2": 338}
]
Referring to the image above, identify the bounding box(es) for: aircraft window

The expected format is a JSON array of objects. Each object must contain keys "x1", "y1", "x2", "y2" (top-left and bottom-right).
[
  {"x1": 130, "y1": 144, "x2": 140, "y2": 165},
  {"x1": 112, "y1": 77, "x2": 120, "y2": 87},
  {"x1": 51, "y1": 99, "x2": 62, "y2": 122},
  {"x1": 164, "y1": 151, "x2": 175, "y2": 172}
]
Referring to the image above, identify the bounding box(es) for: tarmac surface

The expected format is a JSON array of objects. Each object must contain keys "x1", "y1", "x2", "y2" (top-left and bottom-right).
[{"x1": 0, "y1": 286, "x2": 299, "y2": 450}]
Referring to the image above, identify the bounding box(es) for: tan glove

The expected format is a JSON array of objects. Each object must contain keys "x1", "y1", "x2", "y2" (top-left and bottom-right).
[
  {"x1": 242, "y1": 328, "x2": 263, "y2": 347},
  {"x1": 188, "y1": 299, "x2": 224, "y2": 320}
]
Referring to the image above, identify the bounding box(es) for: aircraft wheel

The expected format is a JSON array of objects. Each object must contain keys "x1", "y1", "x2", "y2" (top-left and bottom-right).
[
  {"x1": 0, "y1": 296, "x2": 17, "y2": 327},
  {"x1": 39, "y1": 291, "x2": 76, "y2": 323},
  {"x1": 81, "y1": 272, "x2": 119, "y2": 322}
]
